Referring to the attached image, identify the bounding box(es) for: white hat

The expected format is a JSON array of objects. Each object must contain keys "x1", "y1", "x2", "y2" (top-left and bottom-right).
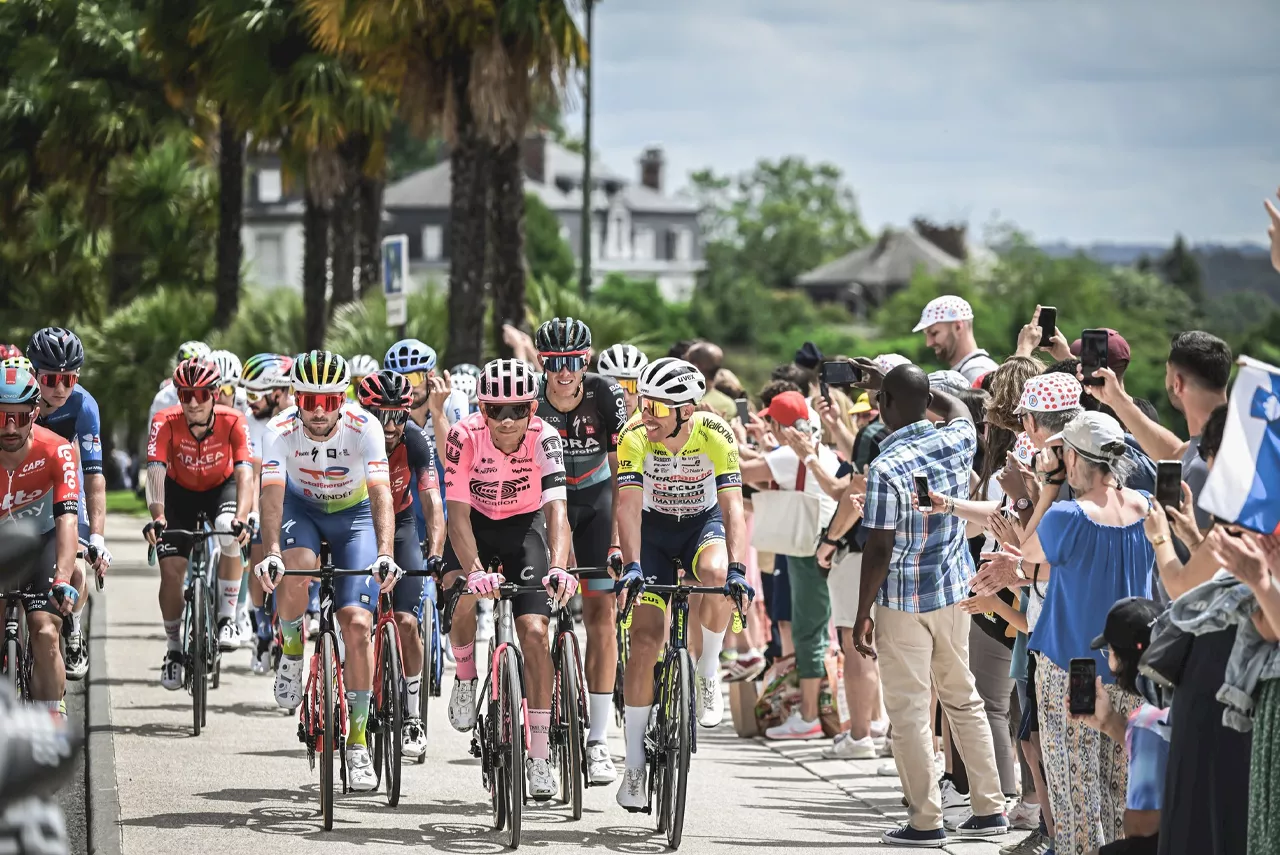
[
  {"x1": 1046, "y1": 411, "x2": 1128, "y2": 463},
  {"x1": 874, "y1": 353, "x2": 912, "y2": 375},
  {"x1": 1015, "y1": 373, "x2": 1082, "y2": 414},
  {"x1": 912, "y1": 296, "x2": 974, "y2": 332},
  {"x1": 928, "y1": 369, "x2": 970, "y2": 393}
]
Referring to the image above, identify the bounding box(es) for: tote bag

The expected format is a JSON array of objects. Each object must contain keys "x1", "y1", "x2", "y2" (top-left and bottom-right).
[{"x1": 750, "y1": 460, "x2": 825, "y2": 557}]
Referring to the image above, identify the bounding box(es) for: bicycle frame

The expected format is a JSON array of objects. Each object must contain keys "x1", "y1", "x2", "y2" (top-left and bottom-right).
[{"x1": 1, "y1": 596, "x2": 30, "y2": 698}]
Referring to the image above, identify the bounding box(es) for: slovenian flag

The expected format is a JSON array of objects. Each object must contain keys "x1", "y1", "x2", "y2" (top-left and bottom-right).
[{"x1": 1197, "y1": 356, "x2": 1280, "y2": 535}]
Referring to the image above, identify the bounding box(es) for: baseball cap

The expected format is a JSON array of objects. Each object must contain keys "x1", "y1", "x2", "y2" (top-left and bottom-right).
[
  {"x1": 1091, "y1": 597, "x2": 1162, "y2": 653},
  {"x1": 912, "y1": 296, "x2": 974, "y2": 332},
  {"x1": 758, "y1": 390, "x2": 809, "y2": 427},
  {"x1": 848, "y1": 392, "x2": 873, "y2": 415},
  {"x1": 795, "y1": 341, "x2": 824, "y2": 370},
  {"x1": 1046, "y1": 411, "x2": 1128, "y2": 463},
  {"x1": 1070, "y1": 329, "x2": 1131, "y2": 365},
  {"x1": 1014, "y1": 373, "x2": 1082, "y2": 414},
  {"x1": 1012, "y1": 432, "x2": 1036, "y2": 466},
  {"x1": 928, "y1": 369, "x2": 970, "y2": 393},
  {"x1": 875, "y1": 353, "x2": 912, "y2": 375}
]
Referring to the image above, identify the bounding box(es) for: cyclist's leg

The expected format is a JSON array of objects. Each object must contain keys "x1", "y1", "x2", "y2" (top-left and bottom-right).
[
  {"x1": 390, "y1": 511, "x2": 425, "y2": 712},
  {"x1": 156, "y1": 480, "x2": 197, "y2": 671},
  {"x1": 441, "y1": 509, "x2": 483, "y2": 673},
  {"x1": 274, "y1": 493, "x2": 323, "y2": 655},
  {"x1": 20, "y1": 532, "x2": 64, "y2": 711},
  {"x1": 326, "y1": 502, "x2": 378, "y2": 748},
  {"x1": 687, "y1": 510, "x2": 731, "y2": 726},
  {"x1": 572, "y1": 484, "x2": 618, "y2": 745},
  {"x1": 510, "y1": 512, "x2": 555, "y2": 795},
  {"x1": 208, "y1": 480, "x2": 243, "y2": 646}
]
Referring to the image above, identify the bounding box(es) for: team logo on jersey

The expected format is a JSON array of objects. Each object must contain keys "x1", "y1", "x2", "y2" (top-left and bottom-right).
[
  {"x1": 299, "y1": 466, "x2": 350, "y2": 481},
  {"x1": 471, "y1": 476, "x2": 529, "y2": 504},
  {"x1": 80, "y1": 434, "x2": 101, "y2": 454},
  {"x1": 541, "y1": 435, "x2": 564, "y2": 467},
  {"x1": 19, "y1": 459, "x2": 46, "y2": 475},
  {"x1": 706, "y1": 418, "x2": 736, "y2": 444},
  {"x1": 262, "y1": 460, "x2": 281, "y2": 476}
]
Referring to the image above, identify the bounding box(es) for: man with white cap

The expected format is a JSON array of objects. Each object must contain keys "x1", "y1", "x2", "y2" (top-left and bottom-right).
[{"x1": 913, "y1": 296, "x2": 998, "y2": 383}]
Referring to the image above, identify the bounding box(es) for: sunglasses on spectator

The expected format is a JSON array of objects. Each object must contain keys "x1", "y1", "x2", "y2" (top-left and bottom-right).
[
  {"x1": 38, "y1": 371, "x2": 78, "y2": 389},
  {"x1": 373, "y1": 408, "x2": 410, "y2": 427},
  {"x1": 641, "y1": 398, "x2": 674, "y2": 418},
  {"x1": 402, "y1": 371, "x2": 428, "y2": 388},
  {"x1": 483, "y1": 402, "x2": 531, "y2": 421},
  {"x1": 296, "y1": 392, "x2": 345, "y2": 413},
  {"x1": 616, "y1": 378, "x2": 638, "y2": 393},
  {"x1": 177, "y1": 387, "x2": 213, "y2": 404},
  {"x1": 541, "y1": 352, "x2": 589, "y2": 373},
  {"x1": 0, "y1": 409, "x2": 36, "y2": 428}
]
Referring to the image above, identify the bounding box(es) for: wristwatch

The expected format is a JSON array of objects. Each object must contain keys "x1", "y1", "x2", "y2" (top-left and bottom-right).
[
  {"x1": 819, "y1": 528, "x2": 841, "y2": 548},
  {"x1": 1013, "y1": 497, "x2": 1032, "y2": 512}
]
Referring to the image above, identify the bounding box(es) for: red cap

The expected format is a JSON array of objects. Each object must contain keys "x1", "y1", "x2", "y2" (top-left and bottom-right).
[
  {"x1": 758, "y1": 391, "x2": 810, "y2": 427},
  {"x1": 1070, "y1": 329, "x2": 1131, "y2": 365}
]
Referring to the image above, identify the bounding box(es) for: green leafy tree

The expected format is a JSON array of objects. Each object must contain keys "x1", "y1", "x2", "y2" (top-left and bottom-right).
[{"x1": 1155, "y1": 234, "x2": 1204, "y2": 308}]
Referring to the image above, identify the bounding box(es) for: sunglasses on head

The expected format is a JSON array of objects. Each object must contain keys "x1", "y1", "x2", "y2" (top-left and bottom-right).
[
  {"x1": 296, "y1": 392, "x2": 346, "y2": 413},
  {"x1": 402, "y1": 371, "x2": 428, "y2": 388},
  {"x1": 0, "y1": 408, "x2": 36, "y2": 428},
  {"x1": 541, "y1": 352, "x2": 588, "y2": 373},
  {"x1": 38, "y1": 371, "x2": 77, "y2": 390},
  {"x1": 616, "y1": 378, "x2": 638, "y2": 394},
  {"x1": 641, "y1": 398, "x2": 674, "y2": 418},
  {"x1": 177, "y1": 387, "x2": 213, "y2": 404},
  {"x1": 373, "y1": 408, "x2": 410, "y2": 427},
  {"x1": 483, "y1": 402, "x2": 531, "y2": 421}
]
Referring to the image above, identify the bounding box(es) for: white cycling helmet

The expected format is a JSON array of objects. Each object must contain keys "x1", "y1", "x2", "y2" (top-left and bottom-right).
[
  {"x1": 349, "y1": 353, "x2": 379, "y2": 377},
  {"x1": 177, "y1": 340, "x2": 211, "y2": 363},
  {"x1": 637, "y1": 357, "x2": 705, "y2": 405},
  {"x1": 451, "y1": 372, "x2": 478, "y2": 405},
  {"x1": 478, "y1": 359, "x2": 540, "y2": 404},
  {"x1": 597, "y1": 343, "x2": 649, "y2": 380},
  {"x1": 240, "y1": 353, "x2": 293, "y2": 391},
  {"x1": 208, "y1": 350, "x2": 242, "y2": 385}
]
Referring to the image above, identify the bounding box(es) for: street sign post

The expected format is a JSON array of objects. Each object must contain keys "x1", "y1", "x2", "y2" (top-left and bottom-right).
[{"x1": 382, "y1": 235, "x2": 409, "y2": 332}]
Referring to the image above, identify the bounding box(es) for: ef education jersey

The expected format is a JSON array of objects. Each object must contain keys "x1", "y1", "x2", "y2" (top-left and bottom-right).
[{"x1": 535, "y1": 372, "x2": 626, "y2": 491}]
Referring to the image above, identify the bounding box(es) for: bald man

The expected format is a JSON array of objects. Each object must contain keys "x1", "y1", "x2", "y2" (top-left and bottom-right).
[{"x1": 684, "y1": 341, "x2": 738, "y2": 423}]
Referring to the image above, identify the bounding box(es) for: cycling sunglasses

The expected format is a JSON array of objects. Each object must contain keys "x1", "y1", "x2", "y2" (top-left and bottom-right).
[
  {"x1": 218, "y1": 384, "x2": 236, "y2": 399},
  {"x1": 373, "y1": 408, "x2": 410, "y2": 427},
  {"x1": 296, "y1": 392, "x2": 346, "y2": 413},
  {"x1": 540, "y1": 351, "x2": 589, "y2": 373},
  {"x1": 640, "y1": 398, "x2": 674, "y2": 418},
  {"x1": 483, "y1": 402, "x2": 532, "y2": 421},
  {"x1": 244, "y1": 389, "x2": 268, "y2": 404},
  {"x1": 177, "y1": 387, "x2": 214, "y2": 404},
  {"x1": 0, "y1": 408, "x2": 36, "y2": 428},
  {"x1": 615, "y1": 378, "x2": 638, "y2": 394},
  {"x1": 38, "y1": 371, "x2": 78, "y2": 390},
  {"x1": 402, "y1": 371, "x2": 428, "y2": 388}
]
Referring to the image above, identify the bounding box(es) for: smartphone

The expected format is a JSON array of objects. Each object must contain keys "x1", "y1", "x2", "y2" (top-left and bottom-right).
[
  {"x1": 1079, "y1": 329, "x2": 1110, "y2": 386},
  {"x1": 820, "y1": 360, "x2": 862, "y2": 386},
  {"x1": 1037, "y1": 307, "x2": 1057, "y2": 347},
  {"x1": 1156, "y1": 460, "x2": 1183, "y2": 509},
  {"x1": 913, "y1": 472, "x2": 932, "y2": 512},
  {"x1": 1068, "y1": 658, "x2": 1097, "y2": 715},
  {"x1": 734, "y1": 397, "x2": 750, "y2": 425}
]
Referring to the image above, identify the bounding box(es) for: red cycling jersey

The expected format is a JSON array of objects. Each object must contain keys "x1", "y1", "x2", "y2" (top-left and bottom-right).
[
  {"x1": 442, "y1": 412, "x2": 567, "y2": 520},
  {"x1": 0, "y1": 425, "x2": 79, "y2": 535},
  {"x1": 148, "y1": 404, "x2": 253, "y2": 492}
]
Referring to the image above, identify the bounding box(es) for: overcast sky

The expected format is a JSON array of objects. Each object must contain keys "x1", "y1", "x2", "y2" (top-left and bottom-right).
[{"x1": 563, "y1": 0, "x2": 1280, "y2": 244}]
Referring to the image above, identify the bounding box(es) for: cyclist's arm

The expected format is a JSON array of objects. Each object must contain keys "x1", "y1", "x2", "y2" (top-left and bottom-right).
[
  {"x1": 359, "y1": 421, "x2": 394, "y2": 557},
  {"x1": 608, "y1": 450, "x2": 621, "y2": 547},
  {"x1": 52, "y1": 440, "x2": 80, "y2": 583},
  {"x1": 709, "y1": 420, "x2": 747, "y2": 565},
  {"x1": 446, "y1": 500, "x2": 481, "y2": 574},
  {"x1": 717, "y1": 487, "x2": 747, "y2": 566},
  {"x1": 233, "y1": 463, "x2": 254, "y2": 524},
  {"x1": 54, "y1": 512, "x2": 79, "y2": 585},
  {"x1": 229, "y1": 413, "x2": 255, "y2": 522},
  {"x1": 615, "y1": 426, "x2": 645, "y2": 565},
  {"x1": 536, "y1": 424, "x2": 570, "y2": 571},
  {"x1": 144, "y1": 414, "x2": 170, "y2": 521},
  {"x1": 407, "y1": 422, "x2": 444, "y2": 554},
  {"x1": 258, "y1": 429, "x2": 287, "y2": 555},
  {"x1": 544, "y1": 498, "x2": 571, "y2": 568},
  {"x1": 603, "y1": 379, "x2": 628, "y2": 549}
]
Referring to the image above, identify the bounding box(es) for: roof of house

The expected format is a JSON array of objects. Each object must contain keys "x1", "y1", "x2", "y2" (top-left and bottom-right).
[{"x1": 797, "y1": 228, "x2": 965, "y2": 288}]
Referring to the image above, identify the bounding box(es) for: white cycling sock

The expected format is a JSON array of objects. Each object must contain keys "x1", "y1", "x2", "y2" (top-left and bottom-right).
[
  {"x1": 405, "y1": 675, "x2": 422, "y2": 718},
  {"x1": 218, "y1": 578, "x2": 241, "y2": 620},
  {"x1": 624, "y1": 705, "x2": 651, "y2": 769},
  {"x1": 588, "y1": 692, "x2": 612, "y2": 744},
  {"x1": 163, "y1": 619, "x2": 182, "y2": 652},
  {"x1": 698, "y1": 625, "x2": 724, "y2": 680}
]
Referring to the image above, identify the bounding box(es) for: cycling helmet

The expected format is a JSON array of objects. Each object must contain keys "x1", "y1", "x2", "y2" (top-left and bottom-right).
[
  {"x1": 349, "y1": 353, "x2": 380, "y2": 377},
  {"x1": 173, "y1": 357, "x2": 220, "y2": 390},
  {"x1": 478, "y1": 359, "x2": 540, "y2": 404},
  {"x1": 240, "y1": 353, "x2": 292, "y2": 390},
  {"x1": 26, "y1": 327, "x2": 85, "y2": 372},
  {"x1": 384, "y1": 338, "x2": 437, "y2": 374},
  {"x1": 292, "y1": 350, "x2": 350, "y2": 394},
  {"x1": 596, "y1": 343, "x2": 649, "y2": 380},
  {"x1": 0, "y1": 356, "x2": 32, "y2": 373},
  {"x1": 535, "y1": 317, "x2": 592, "y2": 353},
  {"x1": 638, "y1": 357, "x2": 705, "y2": 405},
  {"x1": 208, "y1": 349, "x2": 242, "y2": 385},
  {"x1": 450, "y1": 362, "x2": 481, "y2": 379},
  {"x1": 0, "y1": 344, "x2": 22, "y2": 360},
  {"x1": 357, "y1": 370, "x2": 413, "y2": 410},
  {"x1": 451, "y1": 372, "x2": 478, "y2": 404},
  {"x1": 177, "y1": 340, "x2": 211, "y2": 362},
  {"x1": 0, "y1": 365, "x2": 40, "y2": 405}
]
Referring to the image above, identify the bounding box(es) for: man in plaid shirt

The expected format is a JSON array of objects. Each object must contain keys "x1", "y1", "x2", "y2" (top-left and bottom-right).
[{"x1": 850, "y1": 358, "x2": 1008, "y2": 847}]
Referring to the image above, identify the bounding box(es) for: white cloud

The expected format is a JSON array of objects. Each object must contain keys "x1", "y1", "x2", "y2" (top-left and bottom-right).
[{"x1": 564, "y1": 0, "x2": 1280, "y2": 242}]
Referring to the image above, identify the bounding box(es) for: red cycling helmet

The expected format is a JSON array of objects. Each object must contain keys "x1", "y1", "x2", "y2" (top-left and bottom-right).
[
  {"x1": 0, "y1": 344, "x2": 22, "y2": 360},
  {"x1": 358, "y1": 370, "x2": 413, "y2": 410},
  {"x1": 173, "y1": 357, "x2": 221, "y2": 390}
]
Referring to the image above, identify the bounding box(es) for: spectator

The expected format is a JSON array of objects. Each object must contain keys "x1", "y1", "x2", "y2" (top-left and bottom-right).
[
  {"x1": 1070, "y1": 329, "x2": 1132, "y2": 382},
  {"x1": 685, "y1": 341, "x2": 739, "y2": 422},
  {"x1": 913, "y1": 296, "x2": 1000, "y2": 383},
  {"x1": 849, "y1": 392, "x2": 876, "y2": 430},
  {"x1": 822, "y1": 360, "x2": 1008, "y2": 846},
  {"x1": 975, "y1": 411, "x2": 1154, "y2": 853},
  {"x1": 667, "y1": 339, "x2": 699, "y2": 360},
  {"x1": 794, "y1": 341, "x2": 824, "y2": 372}
]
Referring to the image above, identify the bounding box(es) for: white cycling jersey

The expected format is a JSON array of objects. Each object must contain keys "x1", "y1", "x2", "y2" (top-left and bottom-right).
[{"x1": 259, "y1": 403, "x2": 389, "y2": 513}]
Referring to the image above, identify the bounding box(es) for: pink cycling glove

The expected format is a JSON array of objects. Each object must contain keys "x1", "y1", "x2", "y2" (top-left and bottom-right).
[
  {"x1": 542, "y1": 567, "x2": 577, "y2": 606},
  {"x1": 467, "y1": 569, "x2": 504, "y2": 597}
]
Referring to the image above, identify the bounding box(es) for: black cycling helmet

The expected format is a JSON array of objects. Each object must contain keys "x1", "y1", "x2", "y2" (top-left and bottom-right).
[
  {"x1": 358, "y1": 370, "x2": 413, "y2": 410},
  {"x1": 535, "y1": 317, "x2": 592, "y2": 354},
  {"x1": 26, "y1": 327, "x2": 85, "y2": 372}
]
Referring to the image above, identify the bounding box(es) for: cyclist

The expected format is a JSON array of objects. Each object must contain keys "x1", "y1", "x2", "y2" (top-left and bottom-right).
[
  {"x1": 596, "y1": 343, "x2": 649, "y2": 416},
  {"x1": 533, "y1": 318, "x2": 628, "y2": 785},
  {"x1": 612, "y1": 356, "x2": 754, "y2": 810},
  {"x1": 27, "y1": 327, "x2": 107, "y2": 682},
  {"x1": 357, "y1": 370, "x2": 445, "y2": 759},
  {"x1": 1, "y1": 355, "x2": 32, "y2": 372},
  {"x1": 253, "y1": 351, "x2": 400, "y2": 793},
  {"x1": 0, "y1": 367, "x2": 81, "y2": 719},
  {"x1": 449, "y1": 363, "x2": 482, "y2": 415},
  {"x1": 348, "y1": 354, "x2": 379, "y2": 400},
  {"x1": 240, "y1": 353, "x2": 295, "y2": 675},
  {"x1": 384, "y1": 339, "x2": 467, "y2": 458},
  {"x1": 441, "y1": 359, "x2": 574, "y2": 800},
  {"x1": 143, "y1": 357, "x2": 254, "y2": 682}
]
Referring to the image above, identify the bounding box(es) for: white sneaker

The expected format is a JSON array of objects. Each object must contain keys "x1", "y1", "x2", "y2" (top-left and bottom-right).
[
  {"x1": 940, "y1": 777, "x2": 970, "y2": 814},
  {"x1": 160, "y1": 650, "x2": 183, "y2": 690},
  {"x1": 586, "y1": 742, "x2": 617, "y2": 784},
  {"x1": 274, "y1": 654, "x2": 304, "y2": 708},
  {"x1": 306, "y1": 611, "x2": 320, "y2": 636},
  {"x1": 402, "y1": 718, "x2": 427, "y2": 758},
  {"x1": 765, "y1": 709, "x2": 823, "y2": 740},
  {"x1": 695, "y1": 671, "x2": 723, "y2": 728},
  {"x1": 217, "y1": 618, "x2": 240, "y2": 652},
  {"x1": 877, "y1": 759, "x2": 899, "y2": 777},
  {"x1": 1007, "y1": 799, "x2": 1041, "y2": 831},
  {"x1": 64, "y1": 631, "x2": 88, "y2": 681},
  {"x1": 251, "y1": 638, "x2": 271, "y2": 676},
  {"x1": 870, "y1": 719, "x2": 890, "y2": 739},
  {"x1": 525, "y1": 757, "x2": 557, "y2": 801},
  {"x1": 237, "y1": 612, "x2": 253, "y2": 649},
  {"x1": 615, "y1": 767, "x2": 646, "y2": 812},
  {"x1": 347, "y1": 744, "x2": 377, "y2": 792},
  {"x1": 823, "y1": 733, "x2": 878, "y2": 759},
  {"x1": 448, "y1": 678, "x2": 478, "y2": 731}
]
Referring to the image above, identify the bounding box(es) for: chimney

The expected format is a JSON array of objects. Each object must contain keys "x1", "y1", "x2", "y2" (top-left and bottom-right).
[
  {"x1": 521, "y1": 133, "x2": 547, "y2": 184},
  {"x1": 639, "y1": 146, "x2": 664, "y2": 192}
]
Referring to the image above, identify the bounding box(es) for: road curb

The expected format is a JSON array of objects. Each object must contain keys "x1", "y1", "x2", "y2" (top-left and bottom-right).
[{"x1": 86, "y1": 592, "x2": 122, "y2": 855}]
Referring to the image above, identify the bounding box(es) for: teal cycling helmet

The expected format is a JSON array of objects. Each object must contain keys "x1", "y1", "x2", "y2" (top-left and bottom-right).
[{"x1": 0, "y1": 366, "x2": 41, "y2": 406}]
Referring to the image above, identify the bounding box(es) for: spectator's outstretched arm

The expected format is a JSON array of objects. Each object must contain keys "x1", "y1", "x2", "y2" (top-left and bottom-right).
[
  {"x1": 1266, "y1": 188, "x2": 1280, "y2": 274},
  {"x1": 1083, "y1": 367, "x2": 1186, "y2": 460}
]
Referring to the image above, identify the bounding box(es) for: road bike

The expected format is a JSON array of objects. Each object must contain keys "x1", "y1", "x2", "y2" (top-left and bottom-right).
[
  {"x1": 616, "y1": 559, "x2": 748, "y2": 850},
  {"x1": 416, "y1": 552, "x2": 444, "y2": 756}
]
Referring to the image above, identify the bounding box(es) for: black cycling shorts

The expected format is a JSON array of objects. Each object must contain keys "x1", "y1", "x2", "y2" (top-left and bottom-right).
[
  {"x1": 442, "y1": 508, "x2": 551, "y2": 619},
  {"x1": 157, "y1": 477, "x2": 238, "y2": 560},
  {"x1": 568, "y1": 480, "x2": 613, "y2": 595},
  {"x1": 11, "y1": 530, "x2": 63, "y2": 618}
]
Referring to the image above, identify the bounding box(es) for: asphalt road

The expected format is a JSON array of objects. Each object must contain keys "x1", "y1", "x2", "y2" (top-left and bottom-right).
[{"x1": 89, "y1": 515, "x2": 1025, "y2": 855}]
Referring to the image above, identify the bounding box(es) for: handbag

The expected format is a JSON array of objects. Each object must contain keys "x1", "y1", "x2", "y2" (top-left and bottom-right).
[
  {"x1": 749, "y1": 456, "x2": 825, "y2": 557},
  {"x1": 1138, "y1": 608, "x2": 1194, "y2": 696}
]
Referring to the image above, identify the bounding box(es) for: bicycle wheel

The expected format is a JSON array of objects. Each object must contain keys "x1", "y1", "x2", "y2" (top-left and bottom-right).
[
  {"x1": 663, "y1": 649, "x2": 693, "y2": 850},
  {"x1": 558, "y1": 633, "x2": 585, "y2": 819},
  {"x1": 417, "y1": 605, "x2": 435, "y2": 760},
  {"x1": 501, "y1": 648, "x2": 525, "y2": 850},
  {"x1": 208, "y1": 579, "x2": 221, "y2": 694},
  {"x1": 320, "y1": 632, "x2": 337, "y2": 831},
  {"x1": 379, "y1": 622, "x2": 403, "y2": 806},
  {"x1": 190, "y1": 576, "x2": 207, "y2": 736},
  {"x1": 3, "y1": 636, "x2": 19, "y2": 692}
]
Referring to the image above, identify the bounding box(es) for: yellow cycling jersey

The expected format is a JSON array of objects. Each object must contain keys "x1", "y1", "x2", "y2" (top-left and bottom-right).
[{"x1": 616, "y1": 411, "x2": 742, "y2": 516}]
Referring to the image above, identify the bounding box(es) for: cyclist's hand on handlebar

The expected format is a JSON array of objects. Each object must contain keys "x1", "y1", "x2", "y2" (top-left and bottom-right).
[
  {"x1": 142, "y1": 518, "x2": 166, "y2": 546},
  {"x1": 231, "y1": 518, "x2": 251, "y2": 546},
  {"x1": 467, "y1": 569, "x2": 504, "y2": 599},
  {"x1": 254, "y1": 553, "x2": 285, "y2": 593},
  {"x1": 724, "y1": 562, "x2": 755, "y2": 605},
  {"x1": 87, "y1": 533, "x2": 112, "y2": 573},
  {"x1": 246, "y1": 511, "x2": 260, "y2": 536},
  {"x1": 369, "y1": 554, "x2": 403, "y2": 593},
  {"x1": 51, "y1": 582, "x2": 78, "y2": 615},
  {"x1": 542, "y1": 567, "x2": 578, "y2": 608},
  {"x1": 606, "y1": 547, "x2": 624, "y2": 579},
  {"x1": 425, "y1": 554, "x2": 444, "y2": 577}
]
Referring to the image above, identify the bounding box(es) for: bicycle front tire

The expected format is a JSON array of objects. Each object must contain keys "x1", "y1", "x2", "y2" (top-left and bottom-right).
[
  {"x1": 663, "y1": 649, "x2": 693, "y2": 850},
  {"x1": 190, "y1": 575, "x2": 207, "y2": 736},
  {"x1": 379, "y1": 621, "x2": 403, "y2": 806},
  {"x1": 501, "y1": 647, "x2": 525, "y2": 850},
  {"x1": 559, "y1": 633, "x2": 585, "y2": 819},
  {"x1": 320, "y1": 631, "x2": 337, "y2": 831},
  {"x1": 419, "y1": 605, "x2": 436, "y2": 758}
]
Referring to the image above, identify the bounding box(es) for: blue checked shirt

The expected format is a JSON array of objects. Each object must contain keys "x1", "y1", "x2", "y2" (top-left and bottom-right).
[{"x1": 862, "y1": 419, "x2": 977, "y2": 613}]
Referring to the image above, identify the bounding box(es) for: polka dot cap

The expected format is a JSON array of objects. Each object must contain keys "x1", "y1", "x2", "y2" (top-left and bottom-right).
[
  {"x1": 1015, "y1": 373, "x2": 1082, "y2": 414},
  {"x1": 912, "y1": 295, "x2": 975, "y2": 332},
  {"x1": 875, "y1": 353, "x2": 912, "y2": 375},
  {"x1": 1013, "y1": 431, "x2": 1037, "y2": 466}
]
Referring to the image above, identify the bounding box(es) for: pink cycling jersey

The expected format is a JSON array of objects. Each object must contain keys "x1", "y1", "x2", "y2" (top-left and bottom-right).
[{"x1": 442, "y1": 412, "x2": 567, "y2": 520}]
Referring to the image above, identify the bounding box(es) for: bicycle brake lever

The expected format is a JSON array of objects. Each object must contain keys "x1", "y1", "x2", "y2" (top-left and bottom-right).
[{"x1": 437, "y1": 577, "x2": 467, "y2": 635}]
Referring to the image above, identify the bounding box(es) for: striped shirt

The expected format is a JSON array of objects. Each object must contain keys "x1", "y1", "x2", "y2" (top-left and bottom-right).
[{"x1": 862, "y1": 419, "x2": 977, "y2": 613}]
